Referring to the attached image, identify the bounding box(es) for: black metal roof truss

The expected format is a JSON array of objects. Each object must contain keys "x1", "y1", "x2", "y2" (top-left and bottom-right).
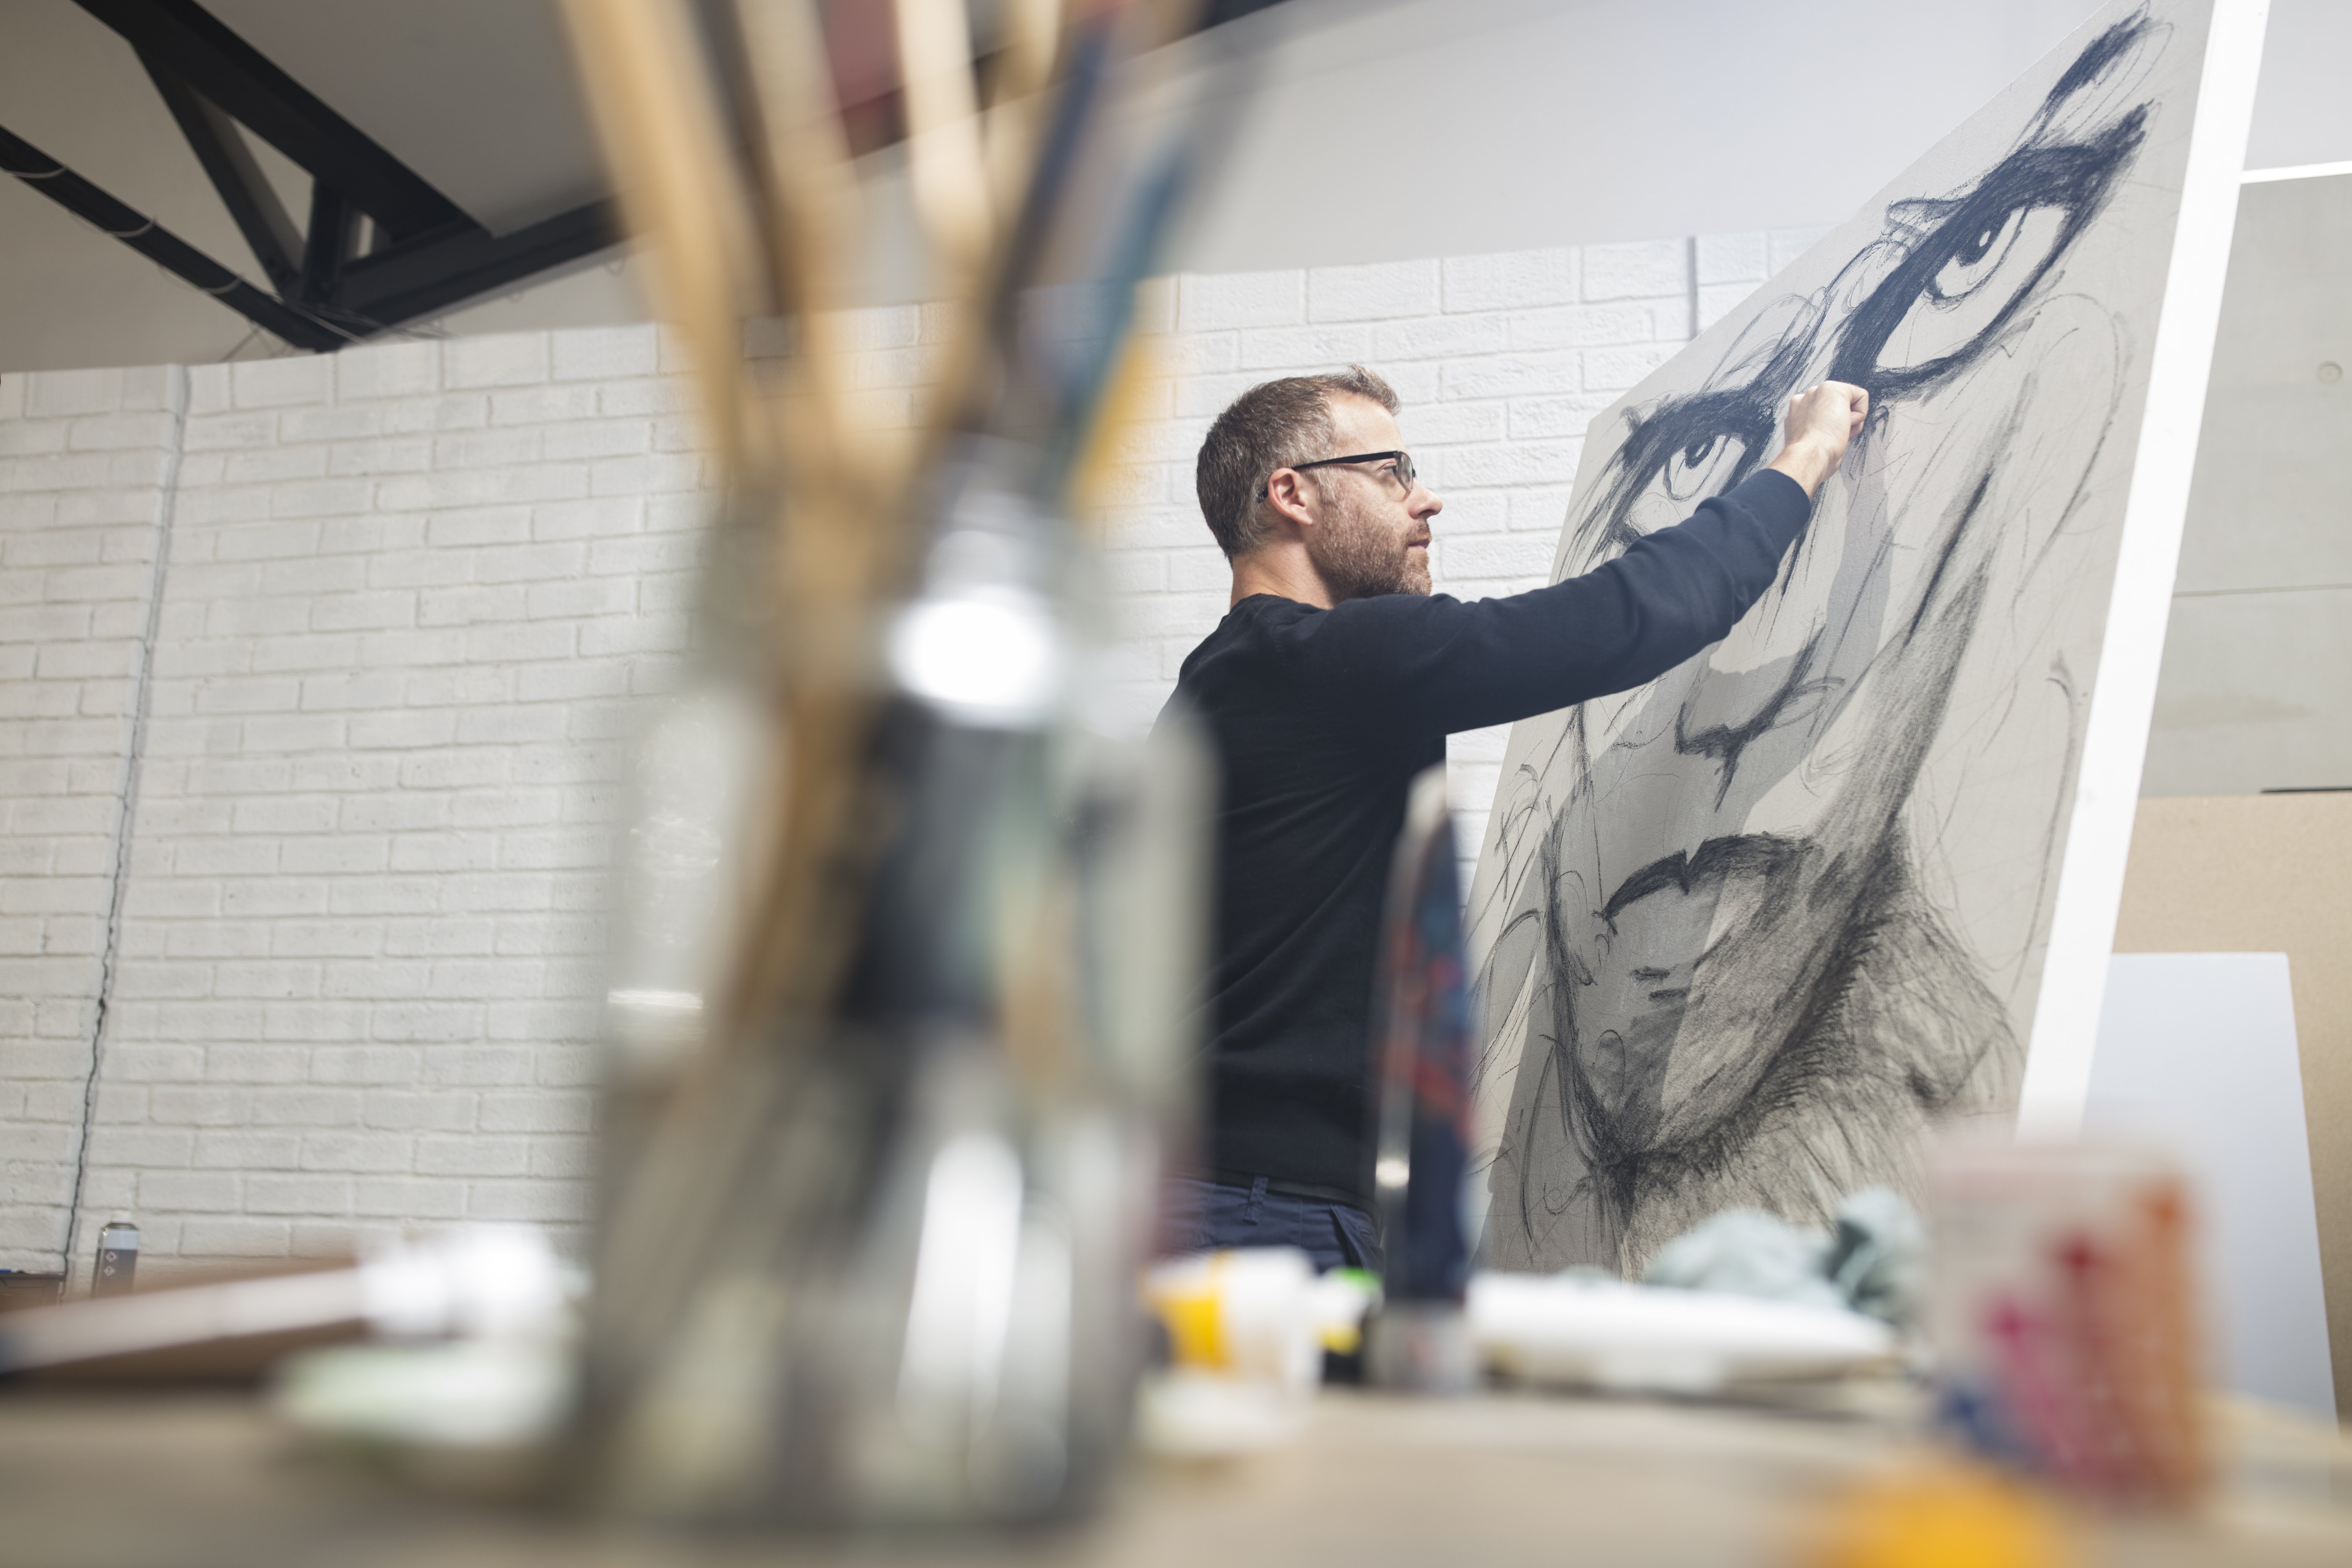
[{"x1": 0, "y1": 0, "x2": 615, "y2": 353}]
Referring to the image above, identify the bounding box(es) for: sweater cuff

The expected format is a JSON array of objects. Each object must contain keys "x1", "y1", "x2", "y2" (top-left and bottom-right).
[{"x1": 1732, "y1": 468, "x2": 1814, "y2": 536}]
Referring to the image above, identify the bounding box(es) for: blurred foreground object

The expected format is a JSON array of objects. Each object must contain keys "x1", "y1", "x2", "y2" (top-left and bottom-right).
[
  {"x1": 1929, "y1": 1137, "x2": 2208, "y2": 1508},
  {"x1": 1468, "y1": 1270, "x2": 1898, "y2": 1393},
  {"x1": 1802, "y1": 1463, "x2": 2077, "y2": 1568},
  {"x1": 1365, "y1": 768, "x2": 1476, "y2": 1393},
  {"x1": 558, "y1": 0, "x2": 1241, "y2": 1526},
  {"x1": 0, "y1": 1227, "x2": 575, "y2": 1386},
  {"x1": 1137, "y1": 1250, "x2": 1375, "y2": 1456},
  {"x1": 270, "y1": 1227, "x2": 581, "y2": 1459}
]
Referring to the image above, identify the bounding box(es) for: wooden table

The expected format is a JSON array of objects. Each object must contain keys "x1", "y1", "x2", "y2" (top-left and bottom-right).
[{"x1": 3, "y1": 1385, "x2": 2347, "y2": 1567}]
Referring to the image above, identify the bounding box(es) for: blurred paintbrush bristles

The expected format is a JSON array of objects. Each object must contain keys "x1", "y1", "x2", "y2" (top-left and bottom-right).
[
  {"x1": 895, "y1": 0, "x2": 995, "y2": 284},
  {"x1": 559, "y1": 0, "x2": 1228, "y2": 1522},
  {"x1": 562, "y1": 0, "x2": 768, "y2": 479},
  {"x1": 560, "y1": 0, "x2": 1118, "y2": 1058}
]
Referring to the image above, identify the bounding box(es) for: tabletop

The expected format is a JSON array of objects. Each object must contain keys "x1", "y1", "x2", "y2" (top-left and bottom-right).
[{"x1": 2, "y1": 1384, "x2": 2348, "y2": 1568}]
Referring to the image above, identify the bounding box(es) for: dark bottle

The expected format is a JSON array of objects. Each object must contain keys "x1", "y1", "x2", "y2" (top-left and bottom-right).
[
  {"x1": 92, "y1": 1220, "x2": 138, "y2": 1297},
  {"x1": 1365, "y1": 769, "x2": 1478, "y2": 1393}
]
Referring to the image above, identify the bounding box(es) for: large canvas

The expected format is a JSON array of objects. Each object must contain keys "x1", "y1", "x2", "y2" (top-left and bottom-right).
[{"x1": 1467, "y1": 0, "x2": 2264, "y2": 1273}]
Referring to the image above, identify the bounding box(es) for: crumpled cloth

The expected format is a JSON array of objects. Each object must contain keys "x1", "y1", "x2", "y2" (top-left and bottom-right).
[{"x1": 1641, "y1": 1186, "x2": 1927, "y2": 1324}]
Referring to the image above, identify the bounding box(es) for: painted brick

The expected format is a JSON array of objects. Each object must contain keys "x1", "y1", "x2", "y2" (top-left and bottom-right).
[
  {"x1": 1178, "y1": 271, "x2": 1305, "y2": 332},
  {"x1": 1441, "y1": 249, "x2": 1578, "y2": 313},
  {"x1": 336, "y1": 343, "x2": 441, "y2": 402},
  {"x1": 1508, "y1": 394, "x2": 1615, "y2": 441},
  {"x1": 1508, "y1": 303, "x2": 1664, "y2": 352},
  {"x1": 354, "y1": 1176, "x2": 468, "y2": 1219},
  {"x1": 193, "y1": 1129, "x2": 302, "y2": 1169},
  {"x1": 1698, "y1": 283, "x2": 1757, "y2": 331},
  {"x1": 415, "y1": 1134, "x2": 529, "y2": 1177},
  {"x1": 231, "y1": 357, "x2": 332, "y2": 410},
  {"x1": 1235, "y1": 324, "x2": 1376, "y2": 371},
  {"x1": 1582, "y1": 239, "x2": 1688, "y2": 302},
  {"x1": 1583, "y1": 343, "x2": 1681, "y2": 392},
  {"x1": 27, "y1": 368, "x2": 127, "y2": 418},
  {"x1": 443, "y1": 334, "x2": 551, "y2": 390},
  {"x1": 177, "y1": 1216, "x2": 290, "y2": 1255},
  {"x1": 1438, "y1": 533, "x2": 1560, "y2": 580},
  {"x1": 1696, "y1": 231, "x2": 1769, "y2": 286},
  {"x1": 1376, "y1": 313, "x2": 1510, "y2": 363},
  {"x1": 551, "y1": 325, "x2": 658, "y2": 382},
  {"x1": 1438, "y1": 351, "x2": 1580, "y2": 402},
  {"x1": 1307, "y1": 260, "x2": 1439, "y2": 323}
]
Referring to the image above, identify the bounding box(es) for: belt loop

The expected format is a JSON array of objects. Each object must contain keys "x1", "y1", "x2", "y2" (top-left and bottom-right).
[{"x1": 1244, "y1": 1174, "x2": 1269, "y2": 1224}]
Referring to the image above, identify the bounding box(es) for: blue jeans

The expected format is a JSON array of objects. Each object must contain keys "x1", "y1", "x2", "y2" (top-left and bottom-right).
[{"x1": 1160, "y1": 1175, "x2": 1383, "y2": 1274}]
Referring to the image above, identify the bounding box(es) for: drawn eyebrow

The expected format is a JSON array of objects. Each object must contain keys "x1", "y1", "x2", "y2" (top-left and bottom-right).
[
  {"x1": 1577, "y1": 37, "x2": 2152, "y2": 571},
  {"x1": 1827, "y1": 108, "x2": 2149, "y2": 399}
]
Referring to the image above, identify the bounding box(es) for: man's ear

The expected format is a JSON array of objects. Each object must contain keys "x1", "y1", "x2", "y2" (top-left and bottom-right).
[{"x1": 1263, "y1": 467, "x2": 1318, "y2": 532}]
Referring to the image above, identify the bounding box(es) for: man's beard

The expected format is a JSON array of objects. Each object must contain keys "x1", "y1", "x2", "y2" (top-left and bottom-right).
[{"x1": 1307, "y1": 487, "x2": 1428, "y2": 601}]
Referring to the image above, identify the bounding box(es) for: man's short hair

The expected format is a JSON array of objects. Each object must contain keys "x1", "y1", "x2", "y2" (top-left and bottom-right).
[{"x1": 1195, "y1": 366, "x2": 1399, "y2": 560}]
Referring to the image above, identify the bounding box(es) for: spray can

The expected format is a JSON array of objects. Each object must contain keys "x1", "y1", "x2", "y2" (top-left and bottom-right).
[
  {"x1": 1365, "y1": 767, "x2": 1478, "y2": 1393},
  {"x1": 92, "y1": 1219, "x2": 138, "y2": 1297}
]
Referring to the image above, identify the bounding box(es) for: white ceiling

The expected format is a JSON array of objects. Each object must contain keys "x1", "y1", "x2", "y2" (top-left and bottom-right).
[
  {"x1": 1170, "y1": 0, "x2": 2352, "y2": 275},
  {"x1": 3, "y1": 0, "x2": 2348, "y2": 374},
  {"x1": 203, "y1": 0, "x2": 605, "y2": 236}
]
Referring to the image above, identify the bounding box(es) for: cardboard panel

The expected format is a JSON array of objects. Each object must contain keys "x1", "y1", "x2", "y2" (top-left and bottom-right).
[{"x1": 2114, "y1": 791, "x2": 2352, "y2": 1418}]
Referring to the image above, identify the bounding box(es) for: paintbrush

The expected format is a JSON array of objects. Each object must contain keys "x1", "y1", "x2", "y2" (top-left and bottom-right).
[{"x1": 558, "y1": 0, "x2": 1240, "y2": 1523}]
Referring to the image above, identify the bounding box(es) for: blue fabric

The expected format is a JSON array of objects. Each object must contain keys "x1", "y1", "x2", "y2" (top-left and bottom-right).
[{"x1": 1160, "y1": 1175, "x2": 1383, "y2": 1274}]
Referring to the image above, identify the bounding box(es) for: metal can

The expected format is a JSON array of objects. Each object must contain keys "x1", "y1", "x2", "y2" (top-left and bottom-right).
[{"x1": 92, "y1": 1220, "x2": 139, "y2": 1298}]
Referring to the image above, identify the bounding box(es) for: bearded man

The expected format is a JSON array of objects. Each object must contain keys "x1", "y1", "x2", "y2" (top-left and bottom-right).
[{"x1": 1155, "y1": 365, "x2": 1865, "y2": 1268}]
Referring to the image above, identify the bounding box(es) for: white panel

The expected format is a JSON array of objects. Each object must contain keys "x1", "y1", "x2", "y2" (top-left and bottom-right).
[
  {"x1": 2085, "y1": 953, "x2": 2335, "y2": 1420},
  {"x1": 2016, "y1": 0, "x2": 2269, "y2": 1137}
]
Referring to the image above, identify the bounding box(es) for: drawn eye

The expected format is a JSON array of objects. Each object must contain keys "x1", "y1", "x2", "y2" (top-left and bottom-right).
[
  {"x1": 1590, "y1": 392, "x2": 1774, "y2": 560},
  {"x1": 1932, "y1": 208, "x2": 2026, "y2": 297},
  {"x1": 1878, "y1": 203, "x2": 2069, "y2": 373},
  {"x1": 1661, "y1": 431, "x2": 1746, "y2": 503}
]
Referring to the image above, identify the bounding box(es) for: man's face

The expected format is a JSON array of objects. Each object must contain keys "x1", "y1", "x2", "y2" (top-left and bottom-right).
[{"x1": 1302, "y1": 396, "x2": 1441, "y2": 601}]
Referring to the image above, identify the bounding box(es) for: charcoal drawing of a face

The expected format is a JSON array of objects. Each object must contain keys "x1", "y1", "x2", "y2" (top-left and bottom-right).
[{"x1": 1468, "y1": 10, "x2": 2181, "y2": 1273}]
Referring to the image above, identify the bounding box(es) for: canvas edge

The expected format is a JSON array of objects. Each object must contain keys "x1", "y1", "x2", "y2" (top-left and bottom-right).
[{"x1": 2014, "y1": 0, "x2": 2273, "y2": 1138}]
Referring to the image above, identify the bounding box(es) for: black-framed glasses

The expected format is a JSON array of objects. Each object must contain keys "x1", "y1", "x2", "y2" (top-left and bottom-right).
[{"x1": 1280, "y1": 449, "x2": 1417, "y2": 493}]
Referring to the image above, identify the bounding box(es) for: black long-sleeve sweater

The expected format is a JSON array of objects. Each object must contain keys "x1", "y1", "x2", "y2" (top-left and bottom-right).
[{"x1": 1160, "y1": 468, "x2": 1813, "y2": 1202}]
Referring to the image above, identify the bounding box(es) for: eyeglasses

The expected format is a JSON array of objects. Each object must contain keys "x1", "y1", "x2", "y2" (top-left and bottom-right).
[{"x1": 1279, "y1": 449, "x2": 1417, "y2": 494}]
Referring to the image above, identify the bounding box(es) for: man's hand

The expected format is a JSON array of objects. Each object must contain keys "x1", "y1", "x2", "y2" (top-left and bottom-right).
[{"x1": 1767, "y1": 381, "x2": 1869, "y2": 498}]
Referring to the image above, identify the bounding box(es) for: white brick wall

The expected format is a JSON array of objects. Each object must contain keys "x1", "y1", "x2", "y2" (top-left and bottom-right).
[
  {"x1": 0, "y1": 229, "x2": 1823, "y2": 1284},
  {"x1": 0, "y1": 364, "x2": 183, "y2": 1277},
  {"x1": 0, "y1": 329, "x2": 715, "y2": 1282}
]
